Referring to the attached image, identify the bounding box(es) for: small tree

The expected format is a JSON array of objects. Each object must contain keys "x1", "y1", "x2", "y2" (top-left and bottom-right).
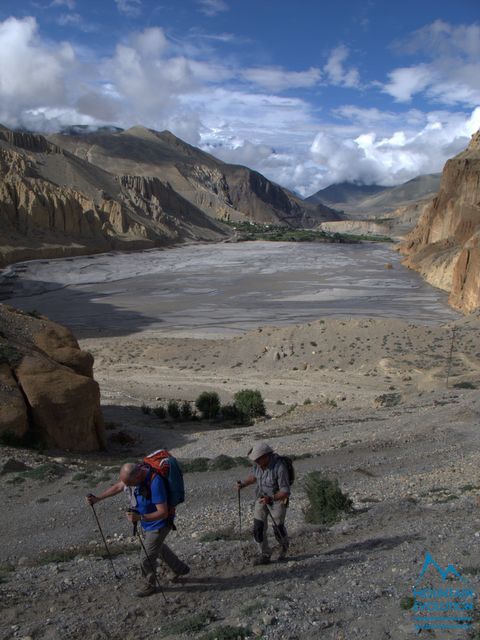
[
  {"x1": 167, "y1": 400, "x2": 181, "y2": 420},
  {"x1": 233, "y1": 389, "x2": 266, "y2": 422},
  {"x1": 304, "y1": 473, "x2": 352, "y2": 525},
  {"x1": 153, "y1": 405, "x2": 167, "y2": 419},
  {"x1": 220, "y1": 403, "x2": 242, "y2": 422},
  {"x1": 180, "y1": 401, "x2": 193, "y2": 420},
  {"x1": 195, "y1": 391, "x2": 220, "y2": 419}
]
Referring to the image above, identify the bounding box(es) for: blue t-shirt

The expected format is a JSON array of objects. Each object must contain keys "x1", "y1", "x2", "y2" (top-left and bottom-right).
[{"x1": 135, "y1": 470, "x2": 168, "y2": 531}]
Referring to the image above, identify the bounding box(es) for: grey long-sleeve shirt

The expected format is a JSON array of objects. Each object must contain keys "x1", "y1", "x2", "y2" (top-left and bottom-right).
[{"x1": 252, "y1": 453, "x2": 290, "y2": 498}]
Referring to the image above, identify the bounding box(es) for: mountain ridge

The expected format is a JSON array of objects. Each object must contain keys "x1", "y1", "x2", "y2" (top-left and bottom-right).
[{"x1": 307, "y1": 174, "x2": 441, "y2": 219}]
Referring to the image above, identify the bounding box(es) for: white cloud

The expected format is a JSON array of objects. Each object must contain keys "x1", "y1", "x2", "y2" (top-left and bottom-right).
[
  {"x1": 114, "y1": 0, "x2": 142, "y2": 17},
  {"x1": 324, "y1": 45, "x2": 360, "y2": 88},
  {"x1": 309, "y1": 107, "x2": 480, "y2": 188},
  {"x1": 51, "y1": 0, "x2": 76, "y2": 8},
  {"x1": 197, "y1": 0, "x2": 228, "y2": 17},
  {"x1": 241, "y1": 66, "x2": 321, "y2": 92},
  {"x1": 0, "y1": 17, "x2": 75, "y2": 122},
  {"x1": 383, "y1": 65, "x2": 433, "y2": 102},
  {"x1": 56, "y1": 12, "x2": 97, "y2": 32},
  {"x1": 0, "y1": 16, "x2": 478, "y2": 198},
  {"x1": 384, "y1": 20, "x2": 480, "y2": 107}
]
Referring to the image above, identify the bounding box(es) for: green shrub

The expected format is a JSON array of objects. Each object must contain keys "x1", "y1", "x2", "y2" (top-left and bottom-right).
[
  {"x1": 209, "y1": 454, "x2": 237, "y2": 471},
  {"x1": 180, "y1": 401, "x2": 193, "y2": 420},
  {"x1": 153, "y1": 405, "x2": 167, "y2": 419},
  {"x1": 303, "y1": 398, "x2": 312, "y2": 405},
  {"x1": 200, "y1": 626, "x2": 249, "y2": 640},
  {"x1": 233, "y1": 389, "x2": 266, "y2": 421},
  {"x1": 220, "y1": 403, "x2": 242, "y2": 421},
  {"x1": 167, "y1": 612, "x2": 212, "y2": 635},
  {"x1": 23, "y1": 463, "x2": 67, "y2": 481},
  {"x1": 167, "y1": 400, "x2": 181, "y2": 420},
  {"x1": 234, "y1": 456, "x2": 251, "y2": 467},
  {"x1": 304, "y1": 473, "x2": 352, "y2": 524},
  {"x1": 453, "y1": 381, "x2": 477, "y2": 389},
  {"x1": 195, "y1": 392, "x2": 220, "y2": 419},
  {"x1": 400, "y1": 596, "x2": 415, "y2": 610},
  {"x1": 180, "y1": 458, "x2": 209, "y2": 473}
]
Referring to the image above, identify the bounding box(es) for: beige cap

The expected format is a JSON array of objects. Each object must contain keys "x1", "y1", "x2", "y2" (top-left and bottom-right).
[{"x1": 248, "y1": 442, "x2": 273, "y2": 461}]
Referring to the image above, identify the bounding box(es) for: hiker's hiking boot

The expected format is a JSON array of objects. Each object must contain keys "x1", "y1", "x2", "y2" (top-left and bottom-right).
[
  {"x1": 135, "y1": 584, "x2": 157, "y2": 598},
  {"x1": 253, "y1": 555, "x2": 271, "y2": 566},
  {"x1": 171, "y1": 566, "x2": 191, "y2": 582},
  {"x1": 278, "y1": 545, "x2": 289, "y2": 562}
]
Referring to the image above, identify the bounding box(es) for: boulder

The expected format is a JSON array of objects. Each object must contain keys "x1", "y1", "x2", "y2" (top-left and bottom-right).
[
  {"x1": 16, "y1": 353, "x2": 105, "y2": 451},
  {"x1": 0, "y1": 362, "x2": 29, "y2": 439},
  {"x1": 0, "y1": 304, "x2": 105, "y2": 451}
]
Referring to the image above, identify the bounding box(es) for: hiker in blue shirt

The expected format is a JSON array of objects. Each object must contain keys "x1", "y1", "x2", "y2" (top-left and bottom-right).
[{"x1": 86, "y1": 462, "x2": 189, "y2": 597}]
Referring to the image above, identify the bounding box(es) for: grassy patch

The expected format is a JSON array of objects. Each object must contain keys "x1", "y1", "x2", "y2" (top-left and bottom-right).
[
  {"x1": 0, "y1": 563, "x2": 15, "y2": 584},
  {"x1": 180, "y1": 458, "x2": 210, "y2": 473},
  {"x1": 453, "y1": 381, "x2": 477, "y2": 389},
  {"x1": 400, "y1": 596, "x2": 415, "y2": 610},
  {"x1": 22, "y1": 463, "x2": 67, "y2": 481},
  {"x1": 200, "y1": 626, "x2": 249, "y2": 640},
  {"x1": 436, "y1": 494, "x2": 459, "y2": 503},
  {"x1": 179, "y1": 456, "x2": 251, "y2": 474},
  {"x1": 240, "y1": 601, "x2": 265, "y2": 616},
  {"x1": 199, "y1": 527, "x2": 247, "y2": 542},
  {"x1": 167, "y1": 612, "x2": 214, "y2": 635},
  {"x1": 36, "y1": 541, "x2": 138, "y2": 566},
  {"x1": 209, "y1": 455, "x2": 237, "y2": 471}
]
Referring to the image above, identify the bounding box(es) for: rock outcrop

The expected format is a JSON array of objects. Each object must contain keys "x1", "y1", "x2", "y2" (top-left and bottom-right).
[
  {"x1": 0, "y1": 304, "x2": 105, "y2": 451},
  {"x1": 399, "y1": 131, "x2": 480, "y2": 314}
]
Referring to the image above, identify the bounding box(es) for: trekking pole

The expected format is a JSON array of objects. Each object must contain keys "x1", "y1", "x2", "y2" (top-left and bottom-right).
[
  {"x1": 87, "y1": 498, "x2": 119, "y2": 580},
  {"x1": 446, "y1": 326, "x2": 456, "y2": 389},
  {"x1": 128, "y1": 509, "x2": 168, "y2": 604},
  {"x1": 263, "y1": 497, "x2": 289, "y2": 549},
  {"x1": 237, "y1": 481, "x2": 244, "y2": 555}
]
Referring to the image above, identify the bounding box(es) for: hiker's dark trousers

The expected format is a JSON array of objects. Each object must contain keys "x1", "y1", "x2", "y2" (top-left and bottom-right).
[
  {"x1": 253, "y1": 501, "x2": 289, "y2": 557},
  {"x1": 140, "y1": 524, "x2": 188, "y2": 587}
]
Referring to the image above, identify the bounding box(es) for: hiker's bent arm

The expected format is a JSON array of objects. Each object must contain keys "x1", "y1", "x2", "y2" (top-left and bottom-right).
[
  {"x1": 86, "y1": 481, "x2": 125, "y2": 505},
  {"x1": 237, "y1": 475, "x2": 256, "y2": 490},
  {"x1": 127, "y1": 502, "x2": 169, "y2": 523}
]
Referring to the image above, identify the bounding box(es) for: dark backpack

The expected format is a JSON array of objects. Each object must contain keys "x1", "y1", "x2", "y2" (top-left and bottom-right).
[{"x1": 279, "y1": 455, "x2": 295, "y2": 486}]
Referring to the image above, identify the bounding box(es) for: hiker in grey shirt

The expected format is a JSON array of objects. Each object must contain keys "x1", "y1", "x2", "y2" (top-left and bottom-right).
[{"x1": 236, "y1": 442, "x2": 291, "y2": 565}]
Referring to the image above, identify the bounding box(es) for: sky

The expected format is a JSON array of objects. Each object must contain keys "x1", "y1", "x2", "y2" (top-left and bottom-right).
[{"x1": 0, "y1": 1, "x2": 479, "y2": 196}]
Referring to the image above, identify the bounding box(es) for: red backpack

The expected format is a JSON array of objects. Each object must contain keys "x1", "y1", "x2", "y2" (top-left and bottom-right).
[{"x1": 143, "y1": 449, "x2": 185, "y2": 506}]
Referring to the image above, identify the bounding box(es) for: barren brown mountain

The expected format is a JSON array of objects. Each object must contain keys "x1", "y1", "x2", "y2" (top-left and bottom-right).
[
  {"x1": 49, "y1": 125, "x2": 340, "y2": 228},
  {"x1": 0, "y1": 125, "x2": 228, "y2": 267}
]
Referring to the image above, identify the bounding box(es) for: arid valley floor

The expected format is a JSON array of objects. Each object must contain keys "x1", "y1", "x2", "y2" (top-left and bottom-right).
[{"x1": 1, "y1": 251, "x2": 480, "y2": 640}]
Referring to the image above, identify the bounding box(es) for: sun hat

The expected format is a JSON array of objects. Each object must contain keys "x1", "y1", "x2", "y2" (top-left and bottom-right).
[{"x1": 248, "y1": 442, "x2": 273, "y2": 461}]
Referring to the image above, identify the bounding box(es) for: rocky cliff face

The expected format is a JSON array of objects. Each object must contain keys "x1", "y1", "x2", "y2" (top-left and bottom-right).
[
  {"x1": 0, "y1": 126, "x2": 228, "y2": 267},
  {"x1": 399, "y1": 131, "x2": 480, "y2": 314},
  {"x1": 0, "y1": 304, "x2": 105, "y2": 451}
]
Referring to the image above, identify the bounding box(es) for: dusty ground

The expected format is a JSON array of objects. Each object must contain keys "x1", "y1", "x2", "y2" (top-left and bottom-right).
[{"x1": 1, "y1": 311, "x2": 480, "y2": 640}]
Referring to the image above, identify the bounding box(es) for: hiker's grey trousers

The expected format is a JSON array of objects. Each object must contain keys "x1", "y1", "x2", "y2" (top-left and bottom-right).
[
  {"x1": 140, "y1": 525, "x2": 188, "y2": 587},
  {"x1": 253, "y1": 501, "x2": 289, "y2": 557}
]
